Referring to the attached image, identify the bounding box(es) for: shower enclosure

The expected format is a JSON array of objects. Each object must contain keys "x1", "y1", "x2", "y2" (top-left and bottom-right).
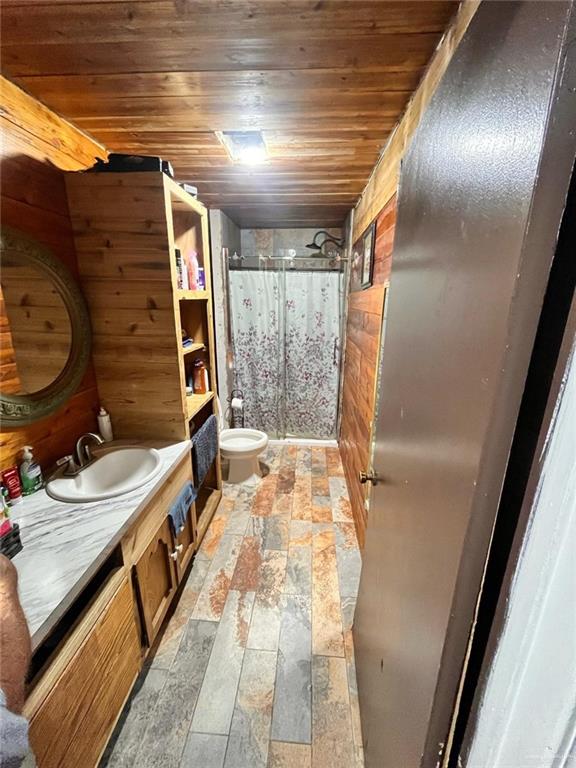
[{"x1": 227, "y1": 254, "x2": 347, "y2": 440}]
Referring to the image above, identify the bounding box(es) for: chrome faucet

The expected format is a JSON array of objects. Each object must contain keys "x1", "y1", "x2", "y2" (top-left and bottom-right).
[{"x1": 75, "y1": 432, "x2": 105, "y2": 467}]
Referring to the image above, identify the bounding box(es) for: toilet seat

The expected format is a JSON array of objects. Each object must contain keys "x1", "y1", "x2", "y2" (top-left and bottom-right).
[{"x1": 220, "y1": 428, "x2": 268, "y2": 454}]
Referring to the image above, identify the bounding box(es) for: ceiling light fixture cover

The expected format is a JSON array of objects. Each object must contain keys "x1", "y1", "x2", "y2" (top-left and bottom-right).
[{"x1": 219, "y1": 131, "x2": 268, "y2": 165}]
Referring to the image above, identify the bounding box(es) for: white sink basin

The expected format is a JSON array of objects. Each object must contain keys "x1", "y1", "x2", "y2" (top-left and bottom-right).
[{"x1": 46, "y1": 447, "x2": 162, "y2": 502}]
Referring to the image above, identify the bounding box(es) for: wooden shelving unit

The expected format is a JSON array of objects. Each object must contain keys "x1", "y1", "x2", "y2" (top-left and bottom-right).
[{"x1": 66, "y1": 170, "x2": 222, "y2": 544}]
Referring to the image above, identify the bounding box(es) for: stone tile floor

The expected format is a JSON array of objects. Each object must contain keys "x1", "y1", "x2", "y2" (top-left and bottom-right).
[{"x1": 101, "y1": 444, "x2": 364, "y2": 768}]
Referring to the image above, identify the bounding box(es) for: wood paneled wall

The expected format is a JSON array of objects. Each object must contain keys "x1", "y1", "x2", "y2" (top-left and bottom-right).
[
  {"x1": 352, "y1": 0, "x2": 479, "y2": 240},
  {"x1": 0, "y1": 77, "x2": 106, "y2": 469},
  {"x1": 339, "y1": 197, "x2": 396, "y2": 547}
]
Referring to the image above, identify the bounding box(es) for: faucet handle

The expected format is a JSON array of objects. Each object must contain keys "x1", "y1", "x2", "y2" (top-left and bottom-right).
[{"x1": 56, "y1": 455, "x2": 79, "y2": 474}]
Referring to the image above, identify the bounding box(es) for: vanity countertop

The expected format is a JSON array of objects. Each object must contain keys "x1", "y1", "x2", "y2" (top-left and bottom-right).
[{"x1": 12, "y1": 439, "x2": 191, "y2": 651}]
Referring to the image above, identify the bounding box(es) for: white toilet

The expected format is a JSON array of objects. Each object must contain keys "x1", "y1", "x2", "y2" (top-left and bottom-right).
[{"x1": 217, "y1": 398, "x2": 268, "y2": 483}]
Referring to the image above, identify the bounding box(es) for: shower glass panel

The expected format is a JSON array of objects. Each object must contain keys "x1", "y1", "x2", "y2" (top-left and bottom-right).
[{"x1": 228, "y1": 255, "x2": 346, "y2": 440}]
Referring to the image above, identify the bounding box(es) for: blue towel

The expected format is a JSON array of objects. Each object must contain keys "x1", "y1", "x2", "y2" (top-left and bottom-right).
[
  {"x1": 169, "y1": 481, "x2": 196, "y2": 536},
  {"x1": 192, "y1": 414, "x2": 218, "y2": 489}
]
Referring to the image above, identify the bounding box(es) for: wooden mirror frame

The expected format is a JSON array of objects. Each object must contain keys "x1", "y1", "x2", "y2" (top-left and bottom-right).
[{"x1": 0, "y1": 226, "x2": 92, "y2": 426}]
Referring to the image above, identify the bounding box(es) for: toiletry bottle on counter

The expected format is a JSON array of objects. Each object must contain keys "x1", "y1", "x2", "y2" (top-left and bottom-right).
[
  {"x1": 97, "y1": 406, "x2": 114, "y2": 441},
  {"x1": 2, "y1": 467, "x2": 22, "y2": 505},
  {"x1": 0, "y1": 490, "x2": 12, "y2": 537},
  {"x1": 19, "y1": 446, "x2": 43, "y2": 495}
]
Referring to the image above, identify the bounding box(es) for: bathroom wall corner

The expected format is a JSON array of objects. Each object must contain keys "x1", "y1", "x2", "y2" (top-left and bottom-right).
[{"x1": 209, "y1": 210, "x2": 241, "y2": 415}]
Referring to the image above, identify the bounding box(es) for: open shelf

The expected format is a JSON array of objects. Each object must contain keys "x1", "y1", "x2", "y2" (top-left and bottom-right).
[
  {"x1": 195, "y1": 486, "x2": 222, "y2": 546},
  {"x1": 181, "y1": 342, "x2": 206, "y2": 357},
  {"x1": 176, "y1": 289, "x2": 209, "y2": 301},
  {"x1": 187, "y1": 390, "x2": 215, "y2": 420}
]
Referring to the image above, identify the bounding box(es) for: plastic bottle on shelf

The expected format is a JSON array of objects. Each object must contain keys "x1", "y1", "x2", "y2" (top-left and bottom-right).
[
  {"x1": 188, "y1": 250, "x2": 199, "y2": 291},
  {"x1": 192, "y1": 359, "x2": 209, "y2": 394},
  {"x1": 97, "y1": 406, "x2": 114, "y2": 441}
]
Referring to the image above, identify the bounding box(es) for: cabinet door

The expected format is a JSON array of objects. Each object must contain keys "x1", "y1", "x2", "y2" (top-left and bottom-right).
[
  {"x1": 27, "y1": 572, "x2": 140, "y2": 768},
  {"x1": 134, "y1": 517, "x2": 178, "y2": 645},
  {"x1": 173, "y1": 502, "x2": 196, "y2": 579}
]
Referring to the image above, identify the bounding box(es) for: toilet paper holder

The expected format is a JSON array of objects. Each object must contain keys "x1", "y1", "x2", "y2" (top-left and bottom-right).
[{"x1": 228, "y1": 389, "x2": 245, "y2": 428}]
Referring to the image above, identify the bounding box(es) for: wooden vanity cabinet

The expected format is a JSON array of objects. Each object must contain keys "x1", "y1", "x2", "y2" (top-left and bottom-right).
[
  {"x1": 25, "y1": 571, "x2": 140, "y2": 768},
  {"x1": 26, "y1": 453, "x2": 202, "y2": 767},
  {"x1": 133, "y1": 516, "x2": 178, "y2": 645}
]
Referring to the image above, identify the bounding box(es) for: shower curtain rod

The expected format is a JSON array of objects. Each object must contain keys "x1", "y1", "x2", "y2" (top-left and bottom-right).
[
  {"x1": 228, "y1": 255, "x2": 349, "y2": 261},
  {"x1": 260, "y1": 255, "x2": 348, "y2": 261}
]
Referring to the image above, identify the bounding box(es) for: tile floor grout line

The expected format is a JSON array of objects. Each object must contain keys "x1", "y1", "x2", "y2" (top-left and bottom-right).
[
  {"x1": 221, "y1": 601, "x2": 250, "y2": 767},
  {"x1": 223, "y1": 643, "x2": 279, "y2": 768},
  {"x1": 219, "y1": 589, "x2": 257, "y2": 764},
  {"x1": 175, "y1": 617, "x2": 225, "y2": 768}
]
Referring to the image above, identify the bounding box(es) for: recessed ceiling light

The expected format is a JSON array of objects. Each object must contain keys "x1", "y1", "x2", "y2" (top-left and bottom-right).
[{"x1": 218, "y1": 131, "x2": 268, "y2": 166}]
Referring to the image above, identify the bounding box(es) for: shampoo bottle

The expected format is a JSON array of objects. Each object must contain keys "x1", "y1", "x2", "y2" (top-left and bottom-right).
[{"x1": 19, "y1": 446, "x2": 43, "y2": 495}]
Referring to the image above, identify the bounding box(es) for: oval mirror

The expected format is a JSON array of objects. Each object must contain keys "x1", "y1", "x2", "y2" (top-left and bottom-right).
[{"x1": 0, "y1": 226, "x2": 91, "y2": 425}]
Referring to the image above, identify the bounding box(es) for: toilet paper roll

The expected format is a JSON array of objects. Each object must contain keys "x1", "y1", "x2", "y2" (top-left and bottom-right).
[{"x1": 231, "y1": 397, "x2": 244, "y2": 410}]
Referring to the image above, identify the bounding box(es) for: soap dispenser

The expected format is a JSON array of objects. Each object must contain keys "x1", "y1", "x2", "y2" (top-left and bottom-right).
[
  {"x1": 19, "y1": 446, "x2": 44, "y2": 495},
  {"x1": 97, "y1": 406, "x2": 114, "y2": 442}
]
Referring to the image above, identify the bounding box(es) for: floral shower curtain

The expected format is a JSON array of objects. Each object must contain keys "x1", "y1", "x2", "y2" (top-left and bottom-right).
[{"x1": 228, "y1": 268, "x2": 342, "y2": 438}]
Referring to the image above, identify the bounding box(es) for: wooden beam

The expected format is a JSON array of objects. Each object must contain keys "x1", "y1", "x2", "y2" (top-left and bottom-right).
[{"x1": 0, "y1": 76, "x2": 106, "y2": 171}]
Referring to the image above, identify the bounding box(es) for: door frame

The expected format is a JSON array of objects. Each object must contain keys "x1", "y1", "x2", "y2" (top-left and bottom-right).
[
  {"x1": 426, "y1": 72, "x2": 576, "y2": 768},
  {"x1": 442, "y1": 165, "x2": 576, "y2": 768}
]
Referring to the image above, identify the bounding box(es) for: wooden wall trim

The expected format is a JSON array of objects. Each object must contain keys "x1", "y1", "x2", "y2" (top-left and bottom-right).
[{"x1": 352, "y1": 0, "x2": 480, "y2": 241}]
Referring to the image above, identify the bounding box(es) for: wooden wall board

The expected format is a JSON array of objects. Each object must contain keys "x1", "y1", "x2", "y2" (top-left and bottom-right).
[
  {"x1": 0, "y1": 2, "x2": 461, "y2": 39},
  {"x1": 339, "y1": 196, "x2": 397, "y2": 547},
  {"x1": 1, "y1": 2, "x2": 458, "y2": 228},
  {"x1": 0, "y1": 79, "x2": 104, "y2": 470}
]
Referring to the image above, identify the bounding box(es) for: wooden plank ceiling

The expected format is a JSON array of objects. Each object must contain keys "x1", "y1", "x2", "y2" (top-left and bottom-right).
[{"x1": 1, "y1": 0, "x2": 457, "y2": 228}]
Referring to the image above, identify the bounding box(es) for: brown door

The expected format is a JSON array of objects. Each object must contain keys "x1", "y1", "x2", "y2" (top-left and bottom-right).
[
  {"x1": 134, "y1": 517, "x2": 178, "y2": 645},
  {"x1": 353, "y1": 3, "x2": 576, "y2": 767}
]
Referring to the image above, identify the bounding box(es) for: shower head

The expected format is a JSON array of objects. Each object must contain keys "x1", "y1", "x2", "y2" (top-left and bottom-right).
[{"x1": 305, "y1": 230, "x2": 345, "y2": 251}]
